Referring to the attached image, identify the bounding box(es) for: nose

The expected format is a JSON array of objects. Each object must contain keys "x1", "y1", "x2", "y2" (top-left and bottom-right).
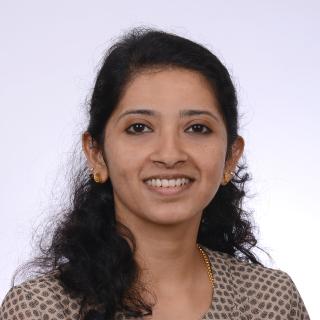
[{"x1": 149, "y1": 130, "x2": 188, "y2": 168}]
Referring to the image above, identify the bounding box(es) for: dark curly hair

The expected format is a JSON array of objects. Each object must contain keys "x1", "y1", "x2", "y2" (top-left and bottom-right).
[{"x1": 14, "y1": 27, "x2": 262, "y2": 320}]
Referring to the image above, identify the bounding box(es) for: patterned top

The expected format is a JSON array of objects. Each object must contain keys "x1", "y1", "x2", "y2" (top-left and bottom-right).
[{"x1": 0, "y1": 247, "x2": 310, "y2": 320}]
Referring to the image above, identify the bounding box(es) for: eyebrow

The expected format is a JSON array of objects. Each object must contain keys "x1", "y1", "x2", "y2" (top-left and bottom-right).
[{"x1": 117, "y1": 108, "x2": 219, "y2": 122}]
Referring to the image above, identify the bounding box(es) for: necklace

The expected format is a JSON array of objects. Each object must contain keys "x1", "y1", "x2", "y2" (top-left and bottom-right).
[{"x1": 197, "y1": 244, "x2": 215, "y2": 288}]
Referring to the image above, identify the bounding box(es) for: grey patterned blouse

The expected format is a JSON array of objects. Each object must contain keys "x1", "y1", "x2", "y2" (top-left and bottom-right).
[{"x1": 0, "y1": 246, "x2": 310, "y2": 319}]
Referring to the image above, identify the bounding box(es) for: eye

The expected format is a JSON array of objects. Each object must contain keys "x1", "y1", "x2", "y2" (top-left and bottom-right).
[
  {"x1": 125, "y1": 123, "x2": 152, "y2": 134},
  {"x1": 186, "y1": 124, "x2": 212, "y2": 134}
]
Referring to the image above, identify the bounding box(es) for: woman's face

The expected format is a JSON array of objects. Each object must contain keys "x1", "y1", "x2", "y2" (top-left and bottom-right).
[{"x1": 85, "y1": 67, "x2": 243, "y2": 226}]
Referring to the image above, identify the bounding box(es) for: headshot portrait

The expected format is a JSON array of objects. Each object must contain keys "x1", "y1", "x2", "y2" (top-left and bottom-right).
[{"x1": 0, "y1": 1, "x2": 318, "y2": 319}]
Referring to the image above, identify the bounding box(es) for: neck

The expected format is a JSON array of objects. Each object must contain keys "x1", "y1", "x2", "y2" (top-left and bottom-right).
[{"x1": 117, "y1": 212, "x2": 206, "y2": 295}]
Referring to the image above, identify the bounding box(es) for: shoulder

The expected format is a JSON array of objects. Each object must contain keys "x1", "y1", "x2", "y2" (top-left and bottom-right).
[
  {"x1": 0, "y1": 270, "x2": 82, "y2": 320},
  {"x1": 203, "y1": 247, "x2": 310, "y2": 319},
  {"x1": 207, "y1": 248, "x2": 288, "y2": 283}
]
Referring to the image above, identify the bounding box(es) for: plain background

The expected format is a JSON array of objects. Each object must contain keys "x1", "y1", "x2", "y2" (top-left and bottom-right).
[{"x1": 0, "y1": 0, "x2": 318, "y2": 318}]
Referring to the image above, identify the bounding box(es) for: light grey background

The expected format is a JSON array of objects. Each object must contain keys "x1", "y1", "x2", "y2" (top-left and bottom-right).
[{"x1": 0, "y1": 0, "x2": 318, "y2": 318}]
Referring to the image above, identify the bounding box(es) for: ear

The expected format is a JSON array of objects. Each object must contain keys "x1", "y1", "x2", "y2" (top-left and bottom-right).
[
  {"x1": 82, "y1": 131, "x2": 109, "y2": 182},
  {"x1": 221, "y1": 136, "x2": 244, "y2": 185}
]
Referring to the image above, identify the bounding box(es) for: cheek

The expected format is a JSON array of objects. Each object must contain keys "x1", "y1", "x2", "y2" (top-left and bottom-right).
[
  {"x1": 198, "y1": 166, "x2": 224, "y2": 210},
  {"x1": 104, "y1": 141, "x2": 146, "y2": 183},
  {"x1": 197, "y1": 145, "x2": 226, "y2": 196},
  {"x1": 202, "y1": 160, "x2": 224, "y2": 191},
  {"x1": 198, "y1": 139, "x2": 227, "y2": 172},
  {"x1": 206, "y1": 153, "x2": 226, "y2": 179}
]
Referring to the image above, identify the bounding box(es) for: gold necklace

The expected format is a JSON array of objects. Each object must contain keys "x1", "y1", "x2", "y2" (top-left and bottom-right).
[{"x1": 197, "y1": 244, "x2": 214, "y2": 288}]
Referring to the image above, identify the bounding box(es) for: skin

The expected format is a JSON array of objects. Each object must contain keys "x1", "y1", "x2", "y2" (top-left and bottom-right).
[{"x1": 82, "y1": 67, "x2": 244, "y2": 319}]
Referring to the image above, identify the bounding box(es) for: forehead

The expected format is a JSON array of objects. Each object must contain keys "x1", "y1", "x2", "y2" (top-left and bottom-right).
[{"x1": 113, "y1": 67, "x2": 221, "y2": 118}]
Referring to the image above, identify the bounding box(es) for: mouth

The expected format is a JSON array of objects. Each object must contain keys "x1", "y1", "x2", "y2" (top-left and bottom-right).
[{"x1": 143, "y1": 177, "x2": 195, "y2": 196}]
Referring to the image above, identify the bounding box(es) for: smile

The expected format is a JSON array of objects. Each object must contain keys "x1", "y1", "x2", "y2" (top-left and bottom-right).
[
  {"x1": 145, "y1": 177, "x2": 191, "y2": 187},
  {"x1": 143, "y1": 178, "x2": 194, "y2": 196}
]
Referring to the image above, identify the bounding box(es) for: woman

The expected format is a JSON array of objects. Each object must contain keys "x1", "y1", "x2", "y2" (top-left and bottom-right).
[{"x1": 0, "y1": 28, "x2": 310, "y2": 320}]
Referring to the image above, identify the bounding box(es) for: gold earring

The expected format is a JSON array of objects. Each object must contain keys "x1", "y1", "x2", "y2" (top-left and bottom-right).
[
  {"x1": 222, "y1": 171, "x2": 235, "y2": 185},
  {"x1": 90, "y1": 167, "x2": 102, "y2": 183},
  {"x1": 223, "y1": 172, "x2": 228, "y2": 185},
  {"x1": 93, "y1": 172, "x2": 101, "y2": 183}
]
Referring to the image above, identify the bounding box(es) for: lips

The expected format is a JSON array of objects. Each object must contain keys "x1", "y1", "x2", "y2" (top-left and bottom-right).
[
  {"x1": 143, "y1": 176, "x2": 194, "y2": 196},
  {"x1": 143, "y1": 174, "x2": 195, "y2": 181}
]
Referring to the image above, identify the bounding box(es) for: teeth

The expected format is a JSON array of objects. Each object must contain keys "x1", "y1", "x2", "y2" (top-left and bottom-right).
[{"x1": 145, "y1": 178, "x2": 191, "y2": 187}]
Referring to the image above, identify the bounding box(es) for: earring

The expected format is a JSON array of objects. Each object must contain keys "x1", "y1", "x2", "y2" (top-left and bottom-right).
[
  {"x1": 89, "y1": 167, "x2": 102, "y2": 183},
  {"x1": 222, "y1": 171, "x2": 235, "y2": 185},
  {"x1": 93, "y1": 172, "x2": 102, "y2": 183}
]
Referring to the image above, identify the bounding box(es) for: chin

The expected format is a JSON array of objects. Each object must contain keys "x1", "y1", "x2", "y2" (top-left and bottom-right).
[{"x1": 141, "y1": 209, "x2": 198, "y2": 226}]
